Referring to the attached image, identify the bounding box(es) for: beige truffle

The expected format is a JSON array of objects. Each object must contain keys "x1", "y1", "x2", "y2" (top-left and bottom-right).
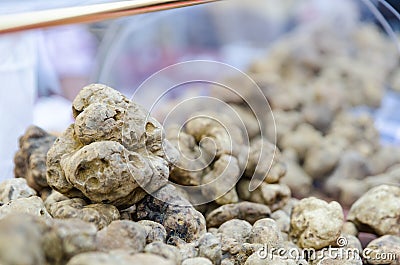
[
  {"x1": 47, "y1": 84, "x2": 177, "y2": 208},
  {"x1": 51, "y1": 218, "x2": 98, "y2": 260},
  {"x1": 67, "y1": 252, "x2": 174, "y2": 265},
  {"x1": 244, "y1": 252, "x2": 298, "y2": 265},
  {"x1": 206, "y1": 201, "x2": 271, "y2": 228},
  {"x1": 0, "y1": 213, "x2": 47, "y2": 265},
  {"x1": 198, "y1": 232, "x2": 222, "y2": 265},
  {"x1": 245, "y1": 137, "x2": 286, "y2": 184},
  {"x1": 0, "y1": 178, "x2": 36, "y2": 203},
  {"x1": 280, "y1": 149, "x2": 312, "y2": 197},
  {"x1": 167, "y1": 112, "x2": 246, "y2": 205},
  {"x1": 144, "y1": 242, "x2": 182, "y2": 265},
  {"x1": 368, "y1": 146, "x2": 400, "y2": 175},
  {"x1": 290, "y1": 197, "x2": 344, "y2": 249},
  {"x1": 237, "y1": 180, "x2": 291, "y2": 211},
  {"x1": 0, "y1": 213, "x2": 98, "y2": 265},
  {"x1": 138, "y1": 220, "x2": 167, "y2": 243},
  {"x1": 47, "y1": 197, "x2": 120, "y2": 229},
  {"x1": 0, "y1": 196, "x2": 51, "y2": 219},
  {"x1": 324, "y1": 151, "x2": 371, "y2": 205},
  {"x1": 174, "y1": 239, "x2": 199, "y2": 261},
  {"x1": 281, "y1": 198, "x2": 299, "y2": 216},
  {"x1": 266, "y1": 110, "x2": 304, "y2": 144},
  {"x1": 365, "y1": 164, "x2": 400, "y2": 189},
  {"x1": 280, "y1": 123, "x2": 322, "y2": 161},
  {"x1": 248, "y1": 218, "x2": 284, "y2": 249},
  {"x1": 14, "y1": 126, "x2": 56, "y2": 192},
  {"x1": 341, "y1": 222, "x2": 358, "y2": 236},
  {"x1": 96, "y1": 220, "x2": 146, "y2": 252},
  {"x1": 182, "y1": 257, "x2": 213, "y2": 265},
  {"x1": 217, "y1": 228, "x2": 249, "y2": 260},
  {"x1": 302, "y1": 103, "x2": 335, "y2": 133},
  {"x1": 309, "y1": 235, "x2": 362, "y2": 264},
  {"x1": 229, "y1": 104, "x2": 261, "y2": 139},
  {"x1": 329, "y1": 112, "x2": 379, "y2": 157},
  {"x1": 270, "y1": 210, "x2": 290, "y2": 234},
  {"x1": 218, "y1": 219, "x2": 252, "y2": 245},
  {"x1": 364, "y1": 235, "x2": 400, "y2": 265},
  {"x1": 167, "y1": 127, "x2": 207, "y2": 186},
  {"x1": 347, "y1": 185, "x2": 400, "y2": 236},
  {"x1": 201, "y1": 154, "x2": 240, "y2": 205},
  {"x1": 304, "y1": 135, "x2": 347, "y2": 179}
]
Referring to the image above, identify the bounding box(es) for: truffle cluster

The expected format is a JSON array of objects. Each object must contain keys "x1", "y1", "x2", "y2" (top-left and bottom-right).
[{"x1": 2, "y1": 21, "x2": 400, "y2": 265}]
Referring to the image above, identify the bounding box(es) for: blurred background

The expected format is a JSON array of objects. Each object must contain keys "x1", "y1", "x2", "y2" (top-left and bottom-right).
[{"x1": 1, "y1": 0, "x2": 400, "y2": 183}]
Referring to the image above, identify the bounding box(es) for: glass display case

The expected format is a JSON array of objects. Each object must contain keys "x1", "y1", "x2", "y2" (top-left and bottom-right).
[{"x1": 0, "y1": 1, "x2": 399, "y2": 264}]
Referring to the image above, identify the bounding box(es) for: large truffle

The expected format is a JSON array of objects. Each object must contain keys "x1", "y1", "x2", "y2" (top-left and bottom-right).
[{"x1": 46, "y1": 84, "x2": 178, "y2": 208}]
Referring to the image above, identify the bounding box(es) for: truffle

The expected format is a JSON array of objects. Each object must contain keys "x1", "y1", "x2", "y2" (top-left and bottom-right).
[
  {"x1": 14, "y1": 126, "x2": 56, "y2": 192},
  {"x1": 46, "y1": 84, "x2": 177, "y2": 208}
]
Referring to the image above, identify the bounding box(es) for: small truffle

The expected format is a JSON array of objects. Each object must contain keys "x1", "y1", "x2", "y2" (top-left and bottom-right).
[
  {"x1": 182, "y1": 257, "x2": 213, "y2": 265},
  {"x1": 364, "y1": 235, "x2": 400, "y2": 265},
  {"x1": 96, "y1": 220, "x2": 146, "y2": 252},
  {"x1": 218, "y1": 219, "x2": 252, "y2": 245},
  {"x1": 347, "y1": 185, "x2": 400, "y2": 236},
  {"x1": 245, "y1": 137, "x2": 286, "y2": 184},
  {"x1": 280, "y1": 123, "x2": 322, "y2": 161},
  {"x1": 244, "y1": 252, "x2": 297, "y2": 265},
  {"x1": 51, "y1": 218, "x2": 98, "y2": 260},
  {"x1": 290, "y1": 197, "x2": 344, "y2": 249},
  {"x1": 0, "y1": 196, "x2": 51, "y2": 219},
  {"x1": 47, "y1": 197, "x2": 120, "y2": 229},
  {"x1": 0, "y1": 178, "x2": 36, "y2": 203},
  {"x1": 67, "y1": 252, "x2": 174, "y2": 265},
  {"x1": 138, "y1": 220, "x2": 167, "y2": 243},
  {"x1": 206, "y1": 201, "x2": 271, "y2": 228},
  {"x1": 14, "y1": 126, "x2": 56, "y2": 192},
  {"x1": 248, "y1": 218, "x2": 284, "y2": 249},
  {"x1": 237, "y1": 180, "x2": 291, "y2": 211},
  {"x1": 324, "y1": 151, "x2": 371, "y2": 198},
  {"x1": 133, "y1": 185, "x2": 206, "y2": 242},
  {"x1": 198, "y1": 232, "x2": 222, "y2": 265},
  {"x1": 144, "y1": 242, "x2": 182, "y2": 265},
  {"x1": 270, "y1": 210, "x2": 290, "y2": 233}
]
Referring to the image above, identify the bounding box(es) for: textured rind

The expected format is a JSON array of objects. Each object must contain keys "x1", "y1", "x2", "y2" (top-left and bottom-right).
[
  {"x1": 0, "y1": 178, "x2": 36, "y2": 203},
  {"x1": 47, "y1": 196, "x2": 120, "y2": 230},
  {"x1": 133, "y1": 185, "x2": 206, "y2": 243},
  {"x1": 290, "y1": 197, "x2": 344, "y2": 250},
  {"x1": 96, "y1": 220, "x2": 147, "y2": 252},
  {"x1": 206, "y1": 201, "x2": 271, "y2": 228},
  {"x1": 347, "y1": 185, "x2": 400, "y2": 236},
  {"x1": 46, "y1": 84, "x2": 177, "y2": 208},
  {"x1": 14, "y1": 126, "x2": 57, "y2": 192}
]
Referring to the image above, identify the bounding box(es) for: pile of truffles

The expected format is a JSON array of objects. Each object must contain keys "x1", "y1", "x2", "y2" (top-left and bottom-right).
[
  {"x1": 1, "y1": 22, "x2": 400, "y2": 265},
  {"x1": 218, "y1": 23, "x2": 400, "y2": 207}
]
